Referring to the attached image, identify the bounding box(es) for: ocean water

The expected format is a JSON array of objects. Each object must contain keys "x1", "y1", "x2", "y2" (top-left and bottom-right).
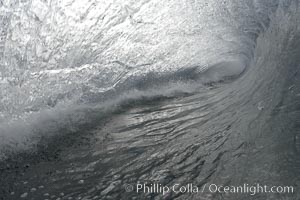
[{"x1": 0, "y1": 0, "x2": 299, "y2": 199}]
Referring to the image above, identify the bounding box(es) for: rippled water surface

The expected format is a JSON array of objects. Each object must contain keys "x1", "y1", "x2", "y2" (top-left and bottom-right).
[{"x1": 0, "y1": 0, "x2": 299, "y2": 199}]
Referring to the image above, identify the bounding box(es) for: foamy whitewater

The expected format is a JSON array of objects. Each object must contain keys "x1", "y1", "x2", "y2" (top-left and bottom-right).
[{"x1": 0, "y1": 0, "x2": 299, "y2": 199}]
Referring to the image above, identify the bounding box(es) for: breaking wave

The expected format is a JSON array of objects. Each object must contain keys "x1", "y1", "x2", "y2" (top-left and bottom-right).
[{"x1": 0, "y1": 0, "x2": 299, "y2": 199}]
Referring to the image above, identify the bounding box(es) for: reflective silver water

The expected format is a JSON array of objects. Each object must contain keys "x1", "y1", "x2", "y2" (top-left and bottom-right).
[{"x1": 0, "y1": 0, "x2": 299, "y2": 200}]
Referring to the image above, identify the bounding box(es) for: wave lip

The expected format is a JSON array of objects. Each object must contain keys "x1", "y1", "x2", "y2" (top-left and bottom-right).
[{"x1": 197, "y1": 59, "x2": 247, "y2": 83}]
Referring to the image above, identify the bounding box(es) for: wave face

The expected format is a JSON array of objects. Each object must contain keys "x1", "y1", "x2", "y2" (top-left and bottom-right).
[{"x1": 0, "y1": 0, "x2": 299, "y2": 199}]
